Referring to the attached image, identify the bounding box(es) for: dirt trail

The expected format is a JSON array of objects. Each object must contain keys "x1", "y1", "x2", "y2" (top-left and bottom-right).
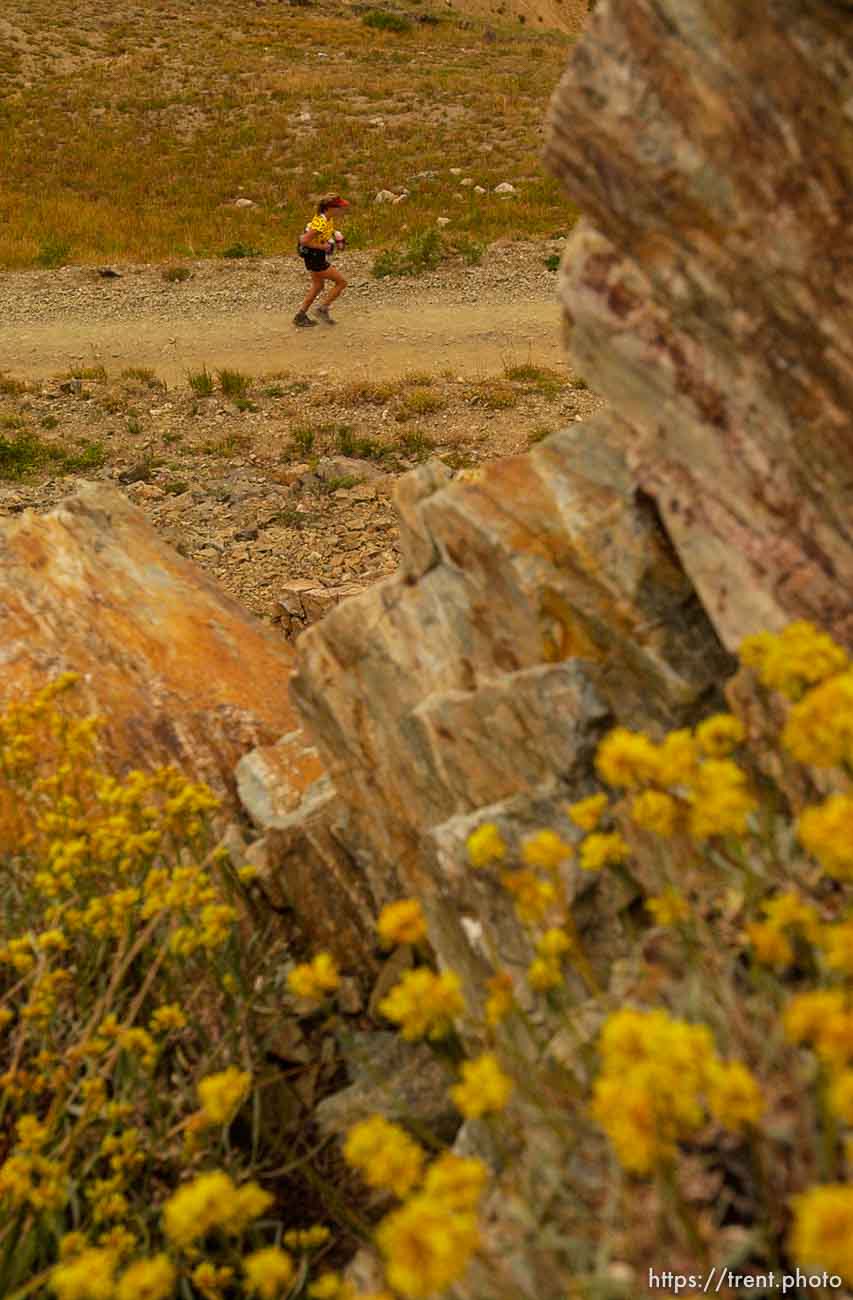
[{"x1": 0, "y1": 244, "x2": 571, "y2": 386}]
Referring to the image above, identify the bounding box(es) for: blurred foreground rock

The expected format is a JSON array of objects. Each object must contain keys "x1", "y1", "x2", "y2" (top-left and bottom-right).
[{"x1": 0, "y1": 483, "x2": 299, "y2": 801}]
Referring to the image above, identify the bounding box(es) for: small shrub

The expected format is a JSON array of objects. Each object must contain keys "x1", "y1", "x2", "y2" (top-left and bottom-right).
[
  {"x1": 61, "y1": 439, "x2": 107, "y2": 472},
  {"x1": 162, "y1": 264, "x2": 192, "y2": 282},
  {"x1": 234, "y1": 397, "x2": 258, "y2": 412},
  {"x1": 468, "y1": 381, "x2": 517, "y2": 410},
  {"x1": 221, "y1": 241, "x2": 263, "y2": 259},
  {"x1": 341, "y1": 380, "x2": 396, "y2": 407},
  {"x1": 127, "y1": 414, "x2": 142, "y2": 436},
  {"x1": 40, "y1": 414, "x2": 59, "y2": 430},
  {"x1": 363, "y1": 9, "x2": 413, "y2": 32},
  {"x1": 187, "y1": 367, "x2": 215, "y2": 397},
  {"x1": 452, "y1": 235, "x2": 485, "y2": 266},
  {"x1": 201, "y1": 432, "x2": 250, "y2": 456},
  {"x1": 292, "y1": 425, "x2": 316, "y2": 454},
  {"x1": 402, "y1": 387, "x2": 446, "y2": 416},
  {"x1": 336, "y1": 426, "x2": 356, "y2": 456},
  {"x1": 0, "y1": 373, "x2": 27, "y2": 396},
  {"x1": 396, "y1": 429, "x2": 435, "y2": 459},
  {"x1": 35, "y1": 236, "x2": 72, "y2": 268},
  {"x1": 544, "y1": 252, "x2": 560, "y2": 271},
  {"x1": 0, "y1": 431, "x2": 105, "y2": 479},
  {"x1": 163, "y1": 478, "x2": 190, "y2": 495},
  {"x1": 217, "y1": 368, "x2": 251, "y2": 400},
  {"x1": 67, "y1": 365, "x2": 107, "y2": 383},
  {"x1": 372, "y1": 228, "x2": 445, "y2": 278},
  {"x1": 0, "y1": 431, "x2": 49, "y2": 479},
  {"x1": 121, "y1": 366, "x2": 160, "y2": 386},
  {"x1": 571, "y1": 376, "x2": 589, "y2": 390}
]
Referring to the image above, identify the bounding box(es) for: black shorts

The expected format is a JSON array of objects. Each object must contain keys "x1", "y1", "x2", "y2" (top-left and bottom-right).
[{"x1": 302, "y1": 247, "x2": 329, "y2": 273}]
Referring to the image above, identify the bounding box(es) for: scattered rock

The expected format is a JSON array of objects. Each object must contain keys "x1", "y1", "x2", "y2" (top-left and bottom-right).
[
  {"x1": 493, "y1": 181, "x2": 517, "y2": 194},
  {"x1": 436, "y1": 216, "x2": 451, "y2": 227}
]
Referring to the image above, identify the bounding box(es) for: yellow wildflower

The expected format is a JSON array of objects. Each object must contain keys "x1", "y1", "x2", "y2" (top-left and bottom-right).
[
  {"x1": 705, "y1": 1060, "x2": 763, "y2": 1131},
  {"x1": 798, "y1": 795, "x2": 853, "y2": 879},
  {"x1": 527, "y1": 956, "x2": 563, "y2": 991},
  {"x1": 579, "y1": 832, "x2": 630, "y2": 872},
  {"x1": 595, "y1": 728, "x2": 660, "y2": 788},
  {"x1": 820, "y1": 921, "x2": 853, "y2": 975},
  {"x1": 308, "y1": 1274, "x2": 345, "y2": 1299},
  {"x1": 377, "y1": 1193, "x2": 481, "y2": 1298},
  {"x1": 51, "y1": 1248, "x2": 117, "y2": 1300},
  {"x1": 422, "y1": 1153, "x2": 488, "y2": 1209},
  {"x1": 16, "y1": 1114, "x2": 49, "y2": 1150},
  {"x1": 450, "y1": 1053, "x2": 513, "y2": 1118},
  {"x1": 630, "y1": 790, "x2": 678, "y2": 837},
  {"x1": 654, "y1": 729, "x2": 700, "y2": 787},
  {"x1": 789, "y1": 1184, "x2": 853, "y2": 1284},
  {"x1": 378, "y1": 899, "x2": 428, "y2": 947},
  {"x1": 149, "y1": 1004, "x2": 187, "y2": 1033},
  {"x1": 828, "y1": 1071, "x2": 853, "y2": 1125},
  {"x1": 592, "y1": 1008, "x2": 716, "y2": 1171},
  {"x1": 746, "y1": 921, "x2": 794, "y2": 970},
  {"x1": 784, "y1": 990, "x2": 847, "y2": 1046},
  {"x1": 287, "y1": 951, "x2": 340, "y2": 1001},
  {"x1": 243, "y1": 1247, "x2": 295, "y2": 1299},
  {"x1": 484, "y1": 971, "x2": 515, "y2": 1025},
  {"x1": 687, "y1": 760, "x2": 756, "y2": 840},
  {"x1": 162, "y1": 1170, "x2": 236, "y2": 1247},
  {"x1": 283, "y1": 1225, "x2": 330, "y2": 1250},
  {"x1": 197, "y1": 1067, "x2": 252, "y2": 1126},
  {"x1": 59, "y1": 1233, "x2": 88, "y2": 1260},
  {"x1": 191, "y1": 1263, "x2": 234, "y2": 1297},
  {"x1": 566, "y1": 793, "x2": 609, "y2": 832},
  {"x1": 762, "y1": 891, "x2": 821, "y2": 942},
  {"x1": 500, "y1": 868, "x2": 557, "y2": 922},
  {"x1": 740, "y1": 622, "x2": 848, "y2": 700},
  {"x1": 97, "y1": 1227, "x2": 136, "y2": 1259},
  {"x1": 645, "y1": 889, "x2": 689, "y2": 927},
  {"x1": 538, "y1": 927, "x2": 572, "y2": 958},
  {"x1": 115, "y1": 1254, "x2": 176, "y2": 1300},
  {"x1": 343, "y1": 1115, "x2": 424, "y2": 1197},
  {"x1": 695, "y1": 713, "x2": 745, "y2": 757},
  {"x1": 783, "y1": 670, "x2": 853, "y2": 767},
  {"x1": 520, "y1": 829, "x2": 573, "y2": 870},
  {"x1": 230, "y1": 1181, "x2": 274, "y2": 1233},
  {"x1": 466, "y1": 822, "x2": 507, "y2": 868},
  {"x1": 378, "y1": 968, "x2": 464, "y2": 1041}
]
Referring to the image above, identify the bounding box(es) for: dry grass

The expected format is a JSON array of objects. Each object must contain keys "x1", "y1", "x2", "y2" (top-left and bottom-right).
[{"x1": 0, "y1": 0, "x2": 581, "y2": 268}]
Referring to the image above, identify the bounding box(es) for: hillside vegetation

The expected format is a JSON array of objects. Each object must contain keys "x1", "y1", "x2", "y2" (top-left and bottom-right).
[{"x1": 0, "y1": 0, "x2": 586, "y2": 269}]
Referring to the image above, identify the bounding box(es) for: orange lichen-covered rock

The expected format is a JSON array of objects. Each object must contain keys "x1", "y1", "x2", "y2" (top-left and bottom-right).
[{"x1": 0, "y1": 483, "x2": 301, "y2": 806}]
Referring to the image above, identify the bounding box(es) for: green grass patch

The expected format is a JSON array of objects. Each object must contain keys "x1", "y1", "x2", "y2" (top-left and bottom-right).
[
  {"x1": 363, "y1": 9, "x2": 413, "y2": 32},
  {"x1": 0, "y1": 430, "x2": 105, "y2": 479},
  {"x1": 187, "y1": 367, "x2": 215, "y2": 397}
]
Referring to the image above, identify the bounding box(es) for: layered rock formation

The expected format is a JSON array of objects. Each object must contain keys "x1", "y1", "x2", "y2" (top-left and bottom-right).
[
  {"x1": 290, "y1": 423, "x2": 731, "y2": 998},
  {"x1": 543, "y1": 0, "x2": 853, "y2": 652}
]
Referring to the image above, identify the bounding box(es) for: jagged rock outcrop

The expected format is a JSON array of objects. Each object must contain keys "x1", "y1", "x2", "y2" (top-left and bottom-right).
[
  {"x1": 543, "y1": 0, "x2": 853, "y2": 652},
  {"x1": 290, "y1": 428, "x2": 731, "y2": 992}
]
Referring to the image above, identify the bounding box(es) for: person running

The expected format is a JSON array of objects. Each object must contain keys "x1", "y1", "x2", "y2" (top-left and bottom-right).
[{"x1": 293, "y1": 194, "x2": 349, "y2": 327}]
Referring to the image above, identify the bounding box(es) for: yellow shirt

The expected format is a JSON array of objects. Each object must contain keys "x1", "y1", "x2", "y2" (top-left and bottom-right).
[{"x1": 306, "y1": 213, "x2": 334, "y2": 243}]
